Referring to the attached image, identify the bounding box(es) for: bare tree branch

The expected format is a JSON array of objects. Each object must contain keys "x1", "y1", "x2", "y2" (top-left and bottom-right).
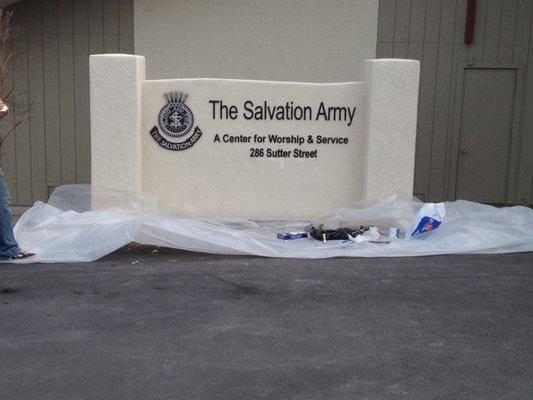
[
  {"x1": 0, "y1": 119, "x2": 19, "y2": 145},
  {"x1": 0, "y1": 4, "x2": 30, "y2": 154}
]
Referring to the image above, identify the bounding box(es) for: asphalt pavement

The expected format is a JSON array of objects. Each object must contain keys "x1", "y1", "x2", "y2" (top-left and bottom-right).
[{"x1": 1, "y1": 248, "x2": 532, "y2": 399}]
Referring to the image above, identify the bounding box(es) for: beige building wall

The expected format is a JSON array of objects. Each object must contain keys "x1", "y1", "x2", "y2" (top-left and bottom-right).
[{"x1": 134, "y1": 0, "x2": 379, "y2": 82}]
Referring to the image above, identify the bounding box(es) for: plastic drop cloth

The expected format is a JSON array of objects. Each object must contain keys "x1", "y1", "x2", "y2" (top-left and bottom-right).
[{"x1": 12, "y1": 184, "x2": 533, "y2": 263}]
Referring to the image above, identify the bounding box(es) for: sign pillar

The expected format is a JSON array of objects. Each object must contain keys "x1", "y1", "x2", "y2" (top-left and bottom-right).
[
  {"x1": 89, "y1": 54, "x2": 146, "y2": 207},
  {"x1": 364, "y1": 59, "x2": 420, "y2": 200}
]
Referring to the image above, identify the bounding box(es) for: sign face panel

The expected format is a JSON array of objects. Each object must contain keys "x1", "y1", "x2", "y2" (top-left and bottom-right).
[{"x1": 142, "y1": 78, "x2": 366, "y2": 219}]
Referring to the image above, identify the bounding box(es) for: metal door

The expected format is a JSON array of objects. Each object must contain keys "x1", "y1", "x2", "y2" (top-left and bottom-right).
[{"x1": 449, "y1": 64, "x2": 524, "y2": 204}]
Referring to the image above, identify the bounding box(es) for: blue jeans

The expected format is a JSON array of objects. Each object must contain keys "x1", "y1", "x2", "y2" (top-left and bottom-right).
[{"x1": 0, "y1": 167, "x2": 20, "y2": 260}]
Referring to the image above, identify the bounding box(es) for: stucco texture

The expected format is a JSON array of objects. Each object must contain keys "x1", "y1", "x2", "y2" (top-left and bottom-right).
[
  {"x1": 141, "y1": 78, "x2": 367, "y2": 219},
  {"x1": 89, "y1": 56, "x2": 419, "y2": 219},
  {"x1": 364, "y1": 59, "x2": 420, "y2": 200},
  {"x1": 90, "y1": 55, "x2": 145, "y2": 203}
]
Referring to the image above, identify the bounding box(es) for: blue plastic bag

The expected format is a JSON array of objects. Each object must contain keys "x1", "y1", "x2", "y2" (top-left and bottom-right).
[{"x1": 410, "y1": 203, "x2": 445, "y2": 237}]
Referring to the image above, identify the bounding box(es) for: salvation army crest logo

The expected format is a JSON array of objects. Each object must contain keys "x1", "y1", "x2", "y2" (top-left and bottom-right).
[
  {"x1": 149, "y1": 91, "x2": 203, "y2": 151},
  {"x1": 158, "y1": 91, "x2": 194, "y2": 137}
]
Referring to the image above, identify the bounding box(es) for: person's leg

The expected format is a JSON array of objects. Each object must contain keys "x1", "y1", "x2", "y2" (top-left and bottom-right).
[{"x1": 0, "y1": 167, "x2": 20, "y2": 260}]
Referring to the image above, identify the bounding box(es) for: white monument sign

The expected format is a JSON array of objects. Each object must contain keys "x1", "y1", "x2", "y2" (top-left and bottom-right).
[{"x1": 90, "y1": 55, "x2": 420, "y2": 219}]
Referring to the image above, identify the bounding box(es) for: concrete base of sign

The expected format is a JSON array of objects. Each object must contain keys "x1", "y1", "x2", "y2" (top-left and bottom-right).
[{"x1": 90, "y1": 55, "x2": 419, "y2": 218}]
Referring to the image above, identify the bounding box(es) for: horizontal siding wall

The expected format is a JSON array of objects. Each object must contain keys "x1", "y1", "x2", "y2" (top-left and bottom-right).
[
  {"x1": 0, "y1": 0, "x2": 133, "y2": 208},
  {"x1": 377, "y1": 0, "x2": 533, "y2": 204}
]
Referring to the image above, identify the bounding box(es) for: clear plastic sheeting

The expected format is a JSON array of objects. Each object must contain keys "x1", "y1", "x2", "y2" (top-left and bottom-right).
[{"x1": 13, "y1": 184, "x2": 533, "y2": 263}]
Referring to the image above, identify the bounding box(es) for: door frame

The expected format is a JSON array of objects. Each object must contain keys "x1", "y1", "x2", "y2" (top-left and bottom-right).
[{"x1": 447, "y1": 62, "x2": 525, "y2": 203}]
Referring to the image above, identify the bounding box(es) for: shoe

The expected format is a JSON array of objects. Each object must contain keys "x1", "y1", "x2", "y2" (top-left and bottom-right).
[{"x1": 11, "y1": 251, "x2": 35, "y2": 260}]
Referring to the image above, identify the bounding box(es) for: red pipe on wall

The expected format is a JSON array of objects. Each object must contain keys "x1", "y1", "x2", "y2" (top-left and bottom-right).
[{"x1": 464, "y1": 0, "x2": 477, "y2": 44}]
